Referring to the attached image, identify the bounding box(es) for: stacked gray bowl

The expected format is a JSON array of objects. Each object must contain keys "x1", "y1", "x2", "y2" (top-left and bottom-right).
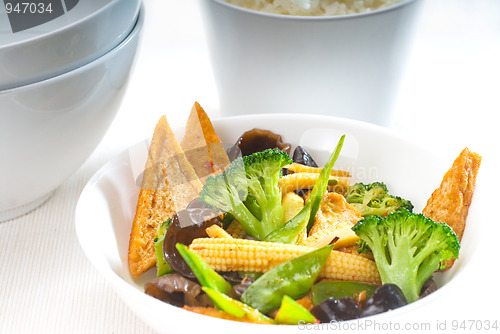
[{"x1": 0, "y1": 0, "x2": 144, "y2": 221}]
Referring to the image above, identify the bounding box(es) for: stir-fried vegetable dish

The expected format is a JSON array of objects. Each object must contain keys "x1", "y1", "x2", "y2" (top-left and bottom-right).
[{"x1": 129, "y1": 102, "x2": 481, "y2": 325}]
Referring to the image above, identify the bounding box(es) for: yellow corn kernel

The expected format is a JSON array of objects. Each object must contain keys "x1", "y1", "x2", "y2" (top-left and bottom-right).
[
  {"x1": 226, "y1": 220, "x2": 247, "y2": 239},
  {"x1": 188, "y1": 238, "x2": 380, "y2": 285},
  {"x1": 278, "y1": 173, "x2": 350, "y2": 195},
  {"x1": 285, "y1": 163, "x2": 351, "y2": 178},
  {"x1": 282, "y1": 192, "x2": 307, "y2": 243},
  {"x1": 205, "y1": 224, "x2": 233, "y2": 239},
  {"x1": 282, "y1": 192, "x2": 305, "y2": 223},
  {"x1": 322, "y1": 251, "x2": 380, "y2": 285}
]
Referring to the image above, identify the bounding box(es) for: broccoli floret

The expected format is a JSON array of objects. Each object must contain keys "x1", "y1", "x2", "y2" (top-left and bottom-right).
[
  {"x1": 199, "y1": 148, "x2": 292, "y2": 240},
  {"x1": 345, "y1": 182, "x2": 413, "y2": 217},
  {"x1": 352, "y1": 209, "x2": 460, "y2": 303},
  {"x1": 199, "y1": 157, "x2": 261, "y2": 237},
  {"x1": 243, "y1": 148, "x2": 292, "y2": 237}
]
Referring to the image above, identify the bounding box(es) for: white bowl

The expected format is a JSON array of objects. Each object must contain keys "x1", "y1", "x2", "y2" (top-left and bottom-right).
[
  {"x1": 0, "y1": 4, "x2": 144, "y2": 221},
  {"x1": 75, "y1": 114, "x2": 482, "y2": 333},
  {"x1": 199, "y1": 0, "x2": 423, "y2": 125},
  {"x1": 0, "y1": 0, "x2": 141, "y2": 90}
]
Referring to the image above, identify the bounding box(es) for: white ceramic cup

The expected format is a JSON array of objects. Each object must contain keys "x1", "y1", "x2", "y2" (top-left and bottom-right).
[{"x1": 199, "y1": 0, "x2": 422, "y2": 125}]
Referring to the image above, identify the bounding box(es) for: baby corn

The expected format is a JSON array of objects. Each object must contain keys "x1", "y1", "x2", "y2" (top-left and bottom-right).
[
  {"x1": 278, "y1": 173, "x2": 350, "y2": 195},
  {"x1": 205, "y1": 224, "x2": 233, "y2": 239},
  {"x1": 188, "y1": 237, "x2": 381, "y2": 285},
  {"x1": 285, "y1": 163, "x2": 351, "y2": 178},
  {"x1": 226, "y1": 220, "x2": 247, "y2": 239}
]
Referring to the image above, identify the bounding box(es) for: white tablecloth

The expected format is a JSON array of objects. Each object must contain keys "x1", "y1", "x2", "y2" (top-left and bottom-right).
[{"x1": 1, "y1": 0, "x2": 498, "y2": 332}]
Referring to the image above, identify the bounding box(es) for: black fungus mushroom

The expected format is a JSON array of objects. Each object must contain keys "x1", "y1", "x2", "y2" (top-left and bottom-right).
[
  {"x1": 310, "y1": 284, "x2": 409, "y2": 323},
  {"x1": 163, "y1": 198, "x2": 221, "y2": 278},
  {"x1": 227, "y1": 128, "x2": 291, "y2": 160},
  {"x1": 290, "y1": 145, "x2": 319, "y2": 193},
  {"x1": 227, "y1": 276, "x2": 255, "y2": 300},
  {"x1": 311, "y1": 297, "x2": 362, "y2": 322},
  {"x1": 145, "y1": 273, "x2": 213, "y2": 307},
  {"x1": 419, "y1": 278, "x2": 438, "y2": 299},
  {"x1": 361, "y1": 284, "x2": 408, "y2": 317},
  {"x1": 292, "y1": 145, "x2": 319, "y2": 167}
]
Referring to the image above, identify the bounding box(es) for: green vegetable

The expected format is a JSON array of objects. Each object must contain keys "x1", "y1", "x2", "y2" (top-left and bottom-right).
[
  {"x1": 243, "y1": 148, "x2": 293, "y2": 238},
  {"x1": 199, "y1": 158, "x2": 258, "y2": 235},
  {"x1": 199, "y1": 148, "x2": 292, "y2": 240},
  {"x1": 274, "y1": 295, "x2": 317, "y2": 325},
  {"x1": 306, "y1": 135, "x2": 345, "y2": 231},
  {"x1": 176, "y1": 243, "x2": 232, "y2": 294},
  {"x1": 345, "y1": 182, "x2": 414, "y2": 217},
  {"x1": 154, "y1": 219, "x2": 173, "y2": 277},
  {"x1": 202, "y1": 287, "x2": 273, "y2": 323},
  {"x1": 264, "y1": 135, "x2": 346, "y2": 243},
  {"x1": 243, "y1": 194, "x2": 262, "y2": 221},
  {"x1": 263, "y1": 201, "x2": 311, "y2": 244},
  {"x1": 220, "y1": 212, "x2": 236, "y2": 229},
  {"x1": 238, "y1": 271, "x2": 262, "y2": 281},
  {"x1": 241, "y1": 244, "x2": 334, "y2": 313},
  {"x1": 310, "y1": 281, "x2": 377, "y2": 305},
  {"x1": 352, "y1": 209, "x2": 460, "y2": 303}
]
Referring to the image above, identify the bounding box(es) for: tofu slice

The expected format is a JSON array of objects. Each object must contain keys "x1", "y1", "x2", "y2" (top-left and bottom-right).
[
  {"x1": 300, "y1": 192, "x2": 361, "y2": 249},
  {"x1": 128, "y1": 116, "x2": 203, "y2": 277},
  {"x1": 180, "y1": 102, "x2": 231, "y2": 182},
  {"x1": 422, "y1": 147, "x2": 481, "y2": 268}
]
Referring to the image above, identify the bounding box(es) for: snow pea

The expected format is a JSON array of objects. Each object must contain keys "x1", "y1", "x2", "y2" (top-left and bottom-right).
[
  {"x1": 264, "y1": 201, "x2": 311, "y2": 244},
  {"x1": 175, "y1": 243, "x2": 232, "y2": 294},
  {"x1": 241, "y1": 244, "x2": 334, "y2": 313},
  {"x1": 202, "y1": 287, "x2": 274, "y2": 323},
  {"x1": 307, "y1": 135, "x2": 345, "y2": 231},
  {"x1": 310, "y1": 280, "x2": 377, "y2": 305},
  {"x1": 275, "y1": 295, "x2": 317, "y2": 325}
]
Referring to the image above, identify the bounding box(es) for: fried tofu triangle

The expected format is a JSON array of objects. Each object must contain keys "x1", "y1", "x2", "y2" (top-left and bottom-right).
[
  {"x1": 422, "y1": 147, "x2": 481, "y2": 268},
  {"x1": 181, "y1": 102, "x2": 230, "y2": 182},
  {"x1": 128, "y1": 116, "x2": 203, "y2": 277}
]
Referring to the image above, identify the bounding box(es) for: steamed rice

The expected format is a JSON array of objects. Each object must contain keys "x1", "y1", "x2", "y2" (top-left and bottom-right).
[{"x1": 224, "y1": 0, "x2": 404, "y2": 16}]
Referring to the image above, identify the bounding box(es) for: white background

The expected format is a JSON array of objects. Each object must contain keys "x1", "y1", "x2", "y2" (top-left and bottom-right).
[{"x1": 1, "y1": 0, "x2": 499, "y2": 333}]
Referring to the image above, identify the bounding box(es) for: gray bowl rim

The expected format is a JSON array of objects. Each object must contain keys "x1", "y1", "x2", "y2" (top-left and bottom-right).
[
  {"x1": 0, "y1": 0, "x2": 141, "y2": 50},
  {"x1": 0, "y1": 3, "x2": 144, "y2": 94}
]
